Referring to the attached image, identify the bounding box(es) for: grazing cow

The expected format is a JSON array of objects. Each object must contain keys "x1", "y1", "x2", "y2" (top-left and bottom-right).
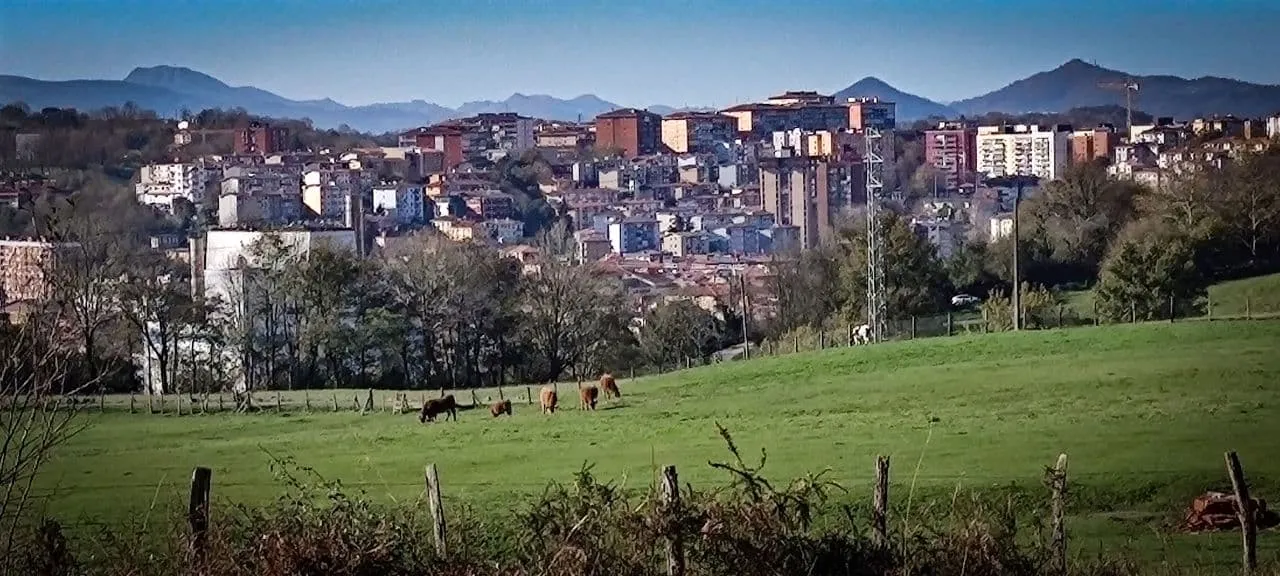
[
  {"x1": 852, "y1": 324, "x2": 872, "y2": 346},
  {"x1": 579, "y1": 385, "x2": 599, "y2": 411},
  {"x1": 490, "y1": 399, "x2": 512, "y2": 418},
  {"x1": 419, "y1": 394, "x2": 458, "y2": 423},
  {"x1": 599, "y1": 373, "x2": 621, "y2": 399},
  {"x1": 539, "y1": 386, "x2": 558, "y2": 414}
]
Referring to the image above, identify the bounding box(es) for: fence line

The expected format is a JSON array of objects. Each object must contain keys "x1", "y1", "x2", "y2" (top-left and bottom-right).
[{"x1": 174, "y1": 451, "x2": 1259, "y2": 575}]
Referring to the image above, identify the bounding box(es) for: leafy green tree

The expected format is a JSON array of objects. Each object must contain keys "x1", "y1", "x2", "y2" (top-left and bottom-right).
[
  {"x1": 1023, "y1": 161, "x2": 1142, "y2": 280},
  {"x1": 836, "y1": 211, "x2": 951, "y2": 322},
  {"x1": 1095, "y1": 219, "x2": 1205, "y2": 322}
]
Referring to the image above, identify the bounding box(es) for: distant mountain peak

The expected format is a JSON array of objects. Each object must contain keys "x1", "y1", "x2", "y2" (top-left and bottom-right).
[
  {"x1": 124, "y1": 65, "x2": 231, "y2": 94},
  {"x1": 834, "y1": 77, "x2": 956, "y2": 121}
]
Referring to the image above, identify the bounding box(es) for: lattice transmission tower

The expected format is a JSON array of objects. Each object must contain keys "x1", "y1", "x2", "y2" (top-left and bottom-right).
[{"x1": 864, "y1": 125, "x2": 888, "y2": 343}]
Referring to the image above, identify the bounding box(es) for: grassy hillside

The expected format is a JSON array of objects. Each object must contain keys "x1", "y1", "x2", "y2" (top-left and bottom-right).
[
  {"x1": 1209, "y1": 273, "x2": 1280, "y2": 317},
  {"x1": 34, "y1": 321, "x2": 1280, "y2": 570}
]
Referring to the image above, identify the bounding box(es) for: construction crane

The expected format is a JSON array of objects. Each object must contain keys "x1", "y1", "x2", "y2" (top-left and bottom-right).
[{"x1": 1098, "y1": 78, "x2": 1140, "y2": 136}]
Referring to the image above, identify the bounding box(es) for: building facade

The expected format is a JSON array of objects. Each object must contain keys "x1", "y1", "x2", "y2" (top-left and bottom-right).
[
  {"x1": 976, "y1": 125, "x2": 1071, "y2": 180},
  {"x1": 924, "y1": 122, "x2": 977, "y2": 192},
  {"x1": 661, "y1": 112, "x2": 737, "y2": 154},
  {"x1": 0, "y1": 239, "x2": 73, "y2": 304},
  {"x1": 595, "y1": 108, "x2": 662, "y2": 158},
  {"x1": 1070, "y1": 127, "x2": 1119, "y2": 165},
  {"x1": 372, "y1": 184, "x2": 426, "y2": 224},
  {"x1": 136, "y1": 162, "x2": 214, "y2": 211},
  {"x1": 234, "y1": 121, "x2": 288, "y2": 155},
  {"x1": 759, "y1": 154, "x2": 854, "y2": 250},
  {"x1": 608, "y1": 217, "x2": 661, "y2": 254}
]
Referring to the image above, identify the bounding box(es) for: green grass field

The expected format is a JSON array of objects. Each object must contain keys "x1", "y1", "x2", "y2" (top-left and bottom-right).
[
  {"x1": 1062, "y1": 272, "x2": 1280, "y2": 322},
  {"x1": 33, "y1": 320, "x2": 1280, "y2": 571}
]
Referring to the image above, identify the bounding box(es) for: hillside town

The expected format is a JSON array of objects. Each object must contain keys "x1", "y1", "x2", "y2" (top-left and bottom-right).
[{"x1": 7, "y1": 90, "x2": 1278, "y2": 327}]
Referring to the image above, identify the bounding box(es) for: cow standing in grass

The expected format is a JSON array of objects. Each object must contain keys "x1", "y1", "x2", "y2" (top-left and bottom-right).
[
  {"x1": 579, "y1": 385, "x2": 599, "y2": 411},
  {"x1": 490, "y1": 399, "x2": 512, "y2": 417},
  {"x1": 852, "y1": 324, "x2": 871, "y2": 345},
  {"x1": 599, "y1": 373, "x2": 621, "y2": 400},
  {"x1": 540, "y1": 386, "x2": 558, "y2": 414},
  {"x1": 419, "y1": 395, "x2": 458, "y2": 423}
]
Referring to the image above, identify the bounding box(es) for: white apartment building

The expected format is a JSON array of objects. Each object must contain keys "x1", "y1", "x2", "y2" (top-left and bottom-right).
[
  {"x1": 976, "y1": 125, "x2": 1070, "y2": 181},
  {"x1": 303, "y1": 168, "x2": 362, "y2": 220},
  {"x1": 1267, "y1": 114, "x2": 1280, "y2": 140},
  {"x1": 136, "y1": 162, "x2": 213, "y2": 211},
  {"x1": 372, "y1": 184, "x2": 426, "y2": 224},
  {"x1": 219, "y1": 167, "x2": 302, "y2": 227}
]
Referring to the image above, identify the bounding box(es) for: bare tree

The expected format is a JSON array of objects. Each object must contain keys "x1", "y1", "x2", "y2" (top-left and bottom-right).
[
  {"x1": 118, "y1": 251, "x2": 193, "y2": 395},
  {"x1": 0, "y1": 317, "x2": 98, "y2": 574},
  {"x1": 517, "y1": 258, "x2": 629, "y2": 383}
]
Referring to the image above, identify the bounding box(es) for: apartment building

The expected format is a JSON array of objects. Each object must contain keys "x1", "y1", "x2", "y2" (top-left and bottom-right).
[
  {"x1": 595, "y1": 108, "x2": 662, "y2": 158},
  {"x1": 476, "y1": 218, "x2": 523, "y2": 244},
  {"x1": 608, "y1": 216, "x2": 661, "y2": 254},
  {"x1": 661, "y1": 112, "x2": 737, "y2": 154},
  {"x1": 759, "y1": 151, "x2": 855, "y2": 250},
  {"x1": 234, "y1": 121, "x2": 288, "y2": 155},
  {"x1": 0, "y1": 239, "x2": 74, "y2": 304},
  {"x1": 924, "y1": 122, "x2": 977, "y2": 192},
  {"x1": 401, "y1": 126, "x2": 470, "y2": 170},
  {"x1": 463, "y1": 190, "x2": 515, "y2": 220},
  {"x1": 136, "y1": 162, "x2": 215, "y2": 211},
  {"x1": 219, "y1": 166, "x2": 303, "y2": 226},
  {"x1": 372, "y1": 183, "x2": 426, "y2": 224},
  {"x1": 721, "y1": 101, "x2": 849, "y2": 139},
  {"x1": 976, "y1": 125, "x2": 1071, "y2": 180},
  {"x1": 303, "y1": 167, "x2": 366, "y2": 221},
  {"x1": 1070, "y1": 126, "x2": 1119, "y2": 165},
  {"x1": 847, "y1": 97, "x2": 897, "y2": 131},
  {"x1": 428, "y1": 113, "x2": 535, "y2": 163},
  {"x1": 1267, "y1": 114, "x2": 1280, "y2": 139}
]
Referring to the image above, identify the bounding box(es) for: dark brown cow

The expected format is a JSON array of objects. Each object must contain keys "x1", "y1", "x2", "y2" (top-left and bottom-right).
[
  {"x1": 599, "y1": 373, "x2": 621, "y2": 399},
  {"x1": 419, "y1": 394, "x2": 458, "y2": 423},
  {"x1": 490, "y1": 399, "x2": 512, "y2": 417},
  {"x1": 579, "y1": 385, "x2": 599, "y2": 411},
  {"x1": 540, "y1": 386, "x2": 558, "y2": 414}
]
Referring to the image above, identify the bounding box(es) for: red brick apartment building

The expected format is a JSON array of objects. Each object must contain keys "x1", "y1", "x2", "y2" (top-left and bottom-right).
[
  {"x1": 234, "y1": 121, "x2": 288, "y2": 155},
  {"x1": 594, "y1": 108, "x2": 662, "y2": 158}
]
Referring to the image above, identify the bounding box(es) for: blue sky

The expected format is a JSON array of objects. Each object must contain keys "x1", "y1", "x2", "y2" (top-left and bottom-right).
[{"x1": 2, "y1": 0, "x2": 1278, "y2": 108}]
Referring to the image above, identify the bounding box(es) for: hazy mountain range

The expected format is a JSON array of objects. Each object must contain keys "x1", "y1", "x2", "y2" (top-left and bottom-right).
[{"x1": 3, "y1": 60, "x2": 1279, "y2": 133}]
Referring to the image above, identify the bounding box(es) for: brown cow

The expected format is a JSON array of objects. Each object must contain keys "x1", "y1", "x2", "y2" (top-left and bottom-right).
[
  {"x1": 419, "y1": 394, "x2": 458, "y2": 423},
  {"x1": 539, "y1": 386, "x2": 558, "y2": 414},
  {"x1": 579, "y1": 385, "x2": 599, "y2": 411},
  {"x1": 490, "y1": 399, "x2": 512, "y2": 417},
  {"x1": 599, "y1": 373, "x2": 621, "y2": 399}
]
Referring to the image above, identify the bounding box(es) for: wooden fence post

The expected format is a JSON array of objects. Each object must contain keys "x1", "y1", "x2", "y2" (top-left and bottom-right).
[
  {"x1": 661, "y1": 465, "x2": 685, "y2": 576},
  {"x1": 129, "y1": 394, "x2": 136, "y2": 414},
  {"x1": 363, "y1": 388, "x2": 374, "y2": 414},
  {"x1": 910, "y1": 316, "x2": 917, "y2": 339},
  {"x1": 331, "y1": 392, "x2": 338, "y2": 412},
  {"x1": 1246, "y1": 297, "x2": 1252, "y2": 320},
  {"x1": 1049, "y1": 453, "x2": 1069, "y2": 576},
  {"x1": 352, "y1": 394, "x2": 360, "y2": 411},
  {"x1": 946, "y1": 312, "x2": 953, "y2": 337},
  {"x1": 425, "y1": 464, "x2": 447, "y2": 557},
  {"x1": 1057, "y1": 306, "x2": 1064, "y2": 328},
  {"x1": 1208, "y1": 294, "x2": 1214, "y2": 321},
  {"x1": 819, "y1": 330, "x2": 826, "y2": 349},
  {"x1": 218, "y1": 394, "x2": 224, "y2": 412},
  {"x1": 1225, "y1": 451, "x2": 1257, "y2": 574},
  {"x1": 794, "y1": 334, "x2": 800, "y2": 353},
  {"x1": 873, "y1": 455, "x2": 890, "y2": 548},
  {"x1": 1130, "y1": 301, "x2": 1137, "y2": 324},
  {"x1": 1093, "y1": 301, "x2": 1099, "y2": 326},
  {"x1": 526, "y1": 385, "x2": 533, "y2": 405},
  {"x1": 304, "y1": 390, "x2": 311, "y2": 412},
  {"x1": 629, "y1": 365, "x2": 635, "y2": 380},
  {"x1": 276, "y1": 391, "x2": 282, "y2": 413},
  {"x1": 847, "y1": 323, "x2": 854, "y2": 346},
  {"x1": 177, "y1": 394, "x2": 183, "y2": 416},
  {"x1": 188, "y1": 466, "x2": 212, "y2": 563},
  {"x1": 159, "y1": 394, "x2": 165, "y2": 414}
]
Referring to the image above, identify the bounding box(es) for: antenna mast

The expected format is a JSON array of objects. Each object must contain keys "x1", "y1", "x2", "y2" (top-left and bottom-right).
[{"x1": 865, "y1": 124, "x2": 887, "y2": 343}]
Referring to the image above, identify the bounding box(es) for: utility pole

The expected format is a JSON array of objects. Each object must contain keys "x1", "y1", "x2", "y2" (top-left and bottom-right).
[
  {"x1": 1012, "y1": 182, "x2": 1022, "y2": 331},
  {"x1": 739, "y1": 271, "x2": 751, "y2": 359}
]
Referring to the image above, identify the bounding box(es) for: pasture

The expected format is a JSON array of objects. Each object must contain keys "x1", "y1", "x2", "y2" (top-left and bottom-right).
[{"x1": 33, "y1": 320, "x2": 1280, "y2": 571}]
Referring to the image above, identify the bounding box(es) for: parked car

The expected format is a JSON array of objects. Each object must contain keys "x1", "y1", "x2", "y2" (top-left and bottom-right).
[{"x1": 951, "y1": 294, "x2": 980, "y2": 307}]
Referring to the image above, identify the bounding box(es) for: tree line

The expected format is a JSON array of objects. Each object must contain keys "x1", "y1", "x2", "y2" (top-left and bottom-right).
[{"x1": 769, "y1": 147, "x2": 1280, "y2": 335}]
